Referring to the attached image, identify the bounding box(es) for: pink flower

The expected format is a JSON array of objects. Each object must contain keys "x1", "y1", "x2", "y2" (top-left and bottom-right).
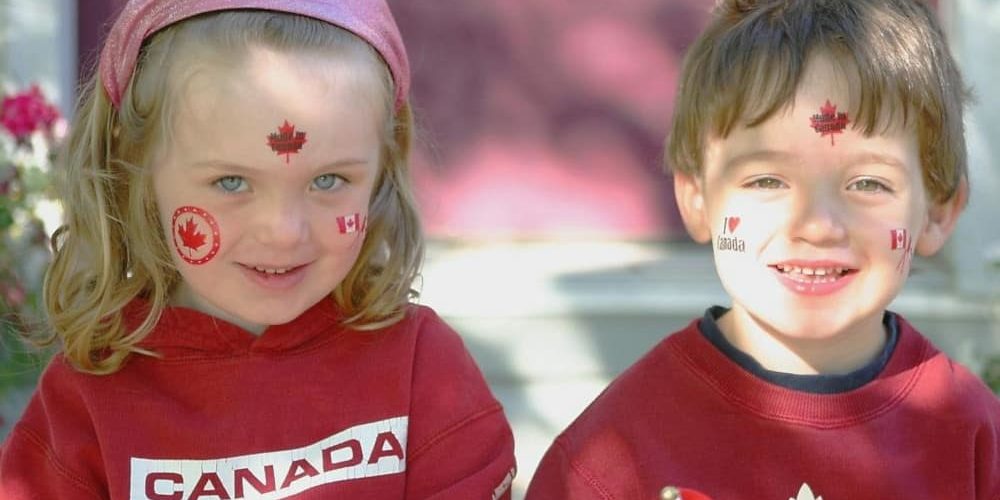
[
  {"x1": 1, "y1": 281, "x2": 26, "y2": 309},
  {"x1": 0, "y1": 85, "x2": 60, "y2": 141}
]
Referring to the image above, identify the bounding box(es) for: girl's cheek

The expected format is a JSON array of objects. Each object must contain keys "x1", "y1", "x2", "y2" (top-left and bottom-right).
[
  {"x1": 170, "y1": 206, "x2": 222, "y2": 266},
  {"x1": 334, "y1": 211, "x2": 368, "y2": 236}
]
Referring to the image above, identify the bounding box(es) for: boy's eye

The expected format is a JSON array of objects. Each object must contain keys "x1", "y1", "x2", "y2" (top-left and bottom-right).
[
  {"x1": 744, "y1": 177, "x2": 786, "y2": 189},
  {"x1": 215, "y1": 176, "x2": 248, "y2": 193},
  {"x1": 847, "y1": 178, "x2": 892, "y2": 193},
  {"x1": 312, "y1": 174, "x2": 345, "y2": 191}
]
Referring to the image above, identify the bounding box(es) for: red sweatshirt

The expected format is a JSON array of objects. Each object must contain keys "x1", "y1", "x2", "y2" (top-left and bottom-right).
[
  {"x1": 0, "y1": 300, "x2": 516, "y2": 499},
  {"x1": 526, "y1": 314, "x2": 1000, "y2": 499}
]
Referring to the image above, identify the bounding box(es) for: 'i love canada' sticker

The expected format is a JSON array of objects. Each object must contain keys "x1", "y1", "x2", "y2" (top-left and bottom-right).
[{"x1": 171, "y1": 206, "x2": 221, "y2": 265}]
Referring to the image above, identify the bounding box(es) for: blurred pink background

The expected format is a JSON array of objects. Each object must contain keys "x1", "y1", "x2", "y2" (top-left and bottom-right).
[{"x1": 76, "y1": 0, "x2": 939, "y2": 241}]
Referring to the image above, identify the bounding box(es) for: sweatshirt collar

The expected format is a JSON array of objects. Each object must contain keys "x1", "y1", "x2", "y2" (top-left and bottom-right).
[
  {"x1": 668, "y1": 311, "x2": 935, "y2": 425},
  {"x1": 125, "y1": 297, "x2": 343, "y2": 357}
]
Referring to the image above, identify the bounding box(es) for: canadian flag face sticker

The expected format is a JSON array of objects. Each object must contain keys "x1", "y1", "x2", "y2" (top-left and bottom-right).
[
  {"x1": 891, "y1": 228, "x2": 913, "y2": 273},
  {"x1": 336, "y1": 213, "x2": 368, "y2": 235},
  {"x1": 171, "y1": 206, "x2": 221, "y2": 265},
  {"x1": 891, "y1": 228, "x2": 908, "y2": 250},
  {"x1": 267, "y1": 120, "x2": 308, "y2": 164},
  {"x1": 809, "y1": 99, "x2": 850, "y2": 146}
]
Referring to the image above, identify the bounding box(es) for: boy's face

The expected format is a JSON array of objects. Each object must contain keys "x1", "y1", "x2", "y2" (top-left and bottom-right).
[
  {"x1": 674, "y1": 55, "x2": 964, "y2": 355},
  {"x1": 151, "y1": 46, "x2": 386, "y2": 333}
]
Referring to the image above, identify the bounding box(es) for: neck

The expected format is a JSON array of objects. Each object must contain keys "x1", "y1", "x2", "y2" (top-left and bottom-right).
[
  {"x1": 170, "y1": 283, "x2": 267, "y2": 336},
  {"x1": 717, "y1": 307, "x2": 887, "y2": 375}
]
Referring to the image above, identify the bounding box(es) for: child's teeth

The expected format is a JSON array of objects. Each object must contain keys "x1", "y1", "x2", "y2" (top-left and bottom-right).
[
  {"x1": 777, "y1": 265, "x2": 848, "y2": 280},
  {"x1": 254, "y1": 266, "x2": 290, "y2": 274}
]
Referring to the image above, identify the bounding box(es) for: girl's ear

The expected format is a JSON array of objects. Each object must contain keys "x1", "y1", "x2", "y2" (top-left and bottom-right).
[
  {"x1": 673, "y1": 172, "x2": 712, "y2": 243},
  {"x1": 916, "y1": 178, "x2": 968, "y2": 256}
]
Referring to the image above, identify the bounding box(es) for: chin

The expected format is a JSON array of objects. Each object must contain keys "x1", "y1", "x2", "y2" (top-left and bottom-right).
[{"x1": 744, "y1": 304, "x2": 854, "y2": 340}]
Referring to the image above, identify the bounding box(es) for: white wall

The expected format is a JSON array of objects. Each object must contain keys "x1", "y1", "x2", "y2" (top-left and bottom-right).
[{"x1": 948, "y1": 0, "x2": 1000, "y2": 295}]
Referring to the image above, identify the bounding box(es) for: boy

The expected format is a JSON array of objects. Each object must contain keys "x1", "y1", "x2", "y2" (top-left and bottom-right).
[{"x1": 526, "y1": 0, "x2": 1000, "y2": 497}]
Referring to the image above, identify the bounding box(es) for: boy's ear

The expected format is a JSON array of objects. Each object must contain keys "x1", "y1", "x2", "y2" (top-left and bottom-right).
[
  {"x1": 916, "y1": 178, "x2": 968, "y2": 256},
  {"x1": 673, "y1": 172, "x2": 712, "y2": 243}
]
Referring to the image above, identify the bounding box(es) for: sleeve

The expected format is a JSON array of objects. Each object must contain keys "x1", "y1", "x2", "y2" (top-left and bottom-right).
[
  {"x1": 974, "y1": 391, "x2": 1000, "y2": 498},
  {"x1": 403, "y1": 307, "x2": 517, "y2": 500},
  {"x1": 0, "y1": 358, "x2": 106, "y2": 500},
  {"x1": 0, "y1": 426, "x2": 104, "y2": 499},
  {"x1": 525, "y1": 437, "x2": 610, "y2": 500}
]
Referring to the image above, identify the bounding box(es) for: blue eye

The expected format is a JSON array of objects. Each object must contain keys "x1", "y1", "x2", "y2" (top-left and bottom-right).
[
  {"x1": 215, "y1": 176, "x2": 248, "y2": 193},
  {"x1": 312, "y1": 174, "x2": 344, "y2": 191},
  {"x1": 848, "y1": 178, "x2": 892, "y2": 193}
]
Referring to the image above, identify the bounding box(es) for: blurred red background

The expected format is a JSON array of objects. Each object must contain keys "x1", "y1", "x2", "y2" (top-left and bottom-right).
[{"x1": 76, "y1": 0, "x2": 938, "y2": 241}]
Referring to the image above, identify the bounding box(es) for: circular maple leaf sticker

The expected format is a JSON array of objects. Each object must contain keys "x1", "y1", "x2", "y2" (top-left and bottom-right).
[{"x1": 171, "y1": 206, "x2": 221, "y2": 265}]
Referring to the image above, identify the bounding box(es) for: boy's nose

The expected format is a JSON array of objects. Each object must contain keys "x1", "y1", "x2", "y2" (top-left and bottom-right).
[
  {"x1": 787, "y1": 190, "x2": 848, "y2": 246},
  {"x1": 253, "y1": 197, "x2": 309, "y2": 247}
]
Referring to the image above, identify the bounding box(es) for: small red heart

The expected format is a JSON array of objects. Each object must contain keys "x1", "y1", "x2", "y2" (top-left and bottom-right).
[{"x1": 727, "y1": 216, "x2": 741, "y2": 233}]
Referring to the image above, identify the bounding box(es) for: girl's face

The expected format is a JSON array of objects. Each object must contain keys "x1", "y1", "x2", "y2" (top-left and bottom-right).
[
  {"x1": 673, "y1": 55, "x2": 962, "y2": 372},
  {"x1": 152, "y1": 46, "x2": 385, "y2": 333}
]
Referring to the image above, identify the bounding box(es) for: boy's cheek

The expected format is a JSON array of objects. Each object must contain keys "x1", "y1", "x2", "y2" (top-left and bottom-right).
[{"x1": 713, "y1": 213, "x2": 755, "y2": 258}]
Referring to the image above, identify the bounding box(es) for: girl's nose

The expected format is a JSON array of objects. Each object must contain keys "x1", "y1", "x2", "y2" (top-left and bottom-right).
[{"x1": 253, "y1": 197, "x2": 309, "y2": 247}]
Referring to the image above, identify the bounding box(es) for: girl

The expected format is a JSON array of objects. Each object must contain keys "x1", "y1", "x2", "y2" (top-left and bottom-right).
[{"x1": 0, "y1": 1, "x2": 516, "y2": 498}]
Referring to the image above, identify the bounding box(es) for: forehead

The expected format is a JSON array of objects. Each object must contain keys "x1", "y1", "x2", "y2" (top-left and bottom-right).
[
  {"x1": 166, "y1": 45, "x2": 386, "y2": 160},
  {"x1": 179, "y1": 45, "x2": 384, "y2": 121},
  {"x1": 704, "y1": 55, "x2": 919, "y2": 177}
]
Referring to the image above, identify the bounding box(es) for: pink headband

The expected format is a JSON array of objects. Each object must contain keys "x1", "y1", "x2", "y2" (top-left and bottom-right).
[{"x1": 99, "y1": 0, "x2": 409, "y2": 111}]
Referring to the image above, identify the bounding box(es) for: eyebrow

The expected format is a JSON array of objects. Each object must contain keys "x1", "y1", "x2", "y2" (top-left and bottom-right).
[
  {"x1": 190, "y1": 158, "x2": 370, "y2": 174},
  {"x1": 721, "y1": 150, "x2": 798, "y2": 174},
  {"x1": 722, "y1": 150, "x2": 908, "y2": 174}
]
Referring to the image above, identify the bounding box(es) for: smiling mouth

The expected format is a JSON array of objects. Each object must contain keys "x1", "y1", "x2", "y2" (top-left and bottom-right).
[
  {"x1": 771, "y1": 264, "x2": 856, "y2": 283},
  {"x1": 241, "y1": 264, "x2": 305, "y2": 276}
]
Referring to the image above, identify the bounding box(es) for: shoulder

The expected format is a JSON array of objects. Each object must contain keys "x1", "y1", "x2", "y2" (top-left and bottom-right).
[
  {"x1": 11, "y1": 355, "x2": 99, "y2": 447},
  {"x1": 541, "y1": 321, "x2": 699, "y2": 470},
  {"x1": 563, "y1": 320, "x2": 699, "y2": 435},
  {"x1": 526, "y1": 326, "x2": 692, "y2": 500},
  {"x1": 402, "y1": 303, "x2": 508, "y2": 448},
  {"x1": 399, "y1": 305, "x2": 516, "y2": 497},
  {"x1": 895, "y1": 315, "x2": 1000, "y2": 420},
  {"x1": 404, "y1": 304, "x2": 498, "y2": 417},
  {"x1": 1, "y1": 355, "x2": 105, "y2": 498},
  {"x1": 395, "y1": 304, "x2": 487, "y2": 377},
  {"x1": 19, "y1": 355, "x2": 92, "y2": 425}
]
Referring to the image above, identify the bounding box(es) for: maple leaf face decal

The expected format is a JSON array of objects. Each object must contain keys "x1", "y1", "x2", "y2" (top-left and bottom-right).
[
  {"x1": 809, "y1": 99, "x2": 850, "y2": 145},
  {"x1": 171, "y1": 206, "x2": 221, "y2": 265},
  {"x1": 267, "y1": 119, "x2": 308, "y2": 164},
  {"x1": 178, "y1": 217, "x2": 206, "y2": 252}
]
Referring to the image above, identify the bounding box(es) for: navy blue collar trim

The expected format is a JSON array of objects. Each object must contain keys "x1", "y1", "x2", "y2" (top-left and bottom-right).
[{"x1": 698, "y1": 306, "x2": 899, "y2": 394}]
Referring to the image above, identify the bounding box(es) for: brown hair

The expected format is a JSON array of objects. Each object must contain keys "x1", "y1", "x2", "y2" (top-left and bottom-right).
[
  {"x1": 40, "y1": 11, "x2": 423, "y2": 374},
  {"x1": 666, "y1": 0, "x2": 970, "y2": 203}
]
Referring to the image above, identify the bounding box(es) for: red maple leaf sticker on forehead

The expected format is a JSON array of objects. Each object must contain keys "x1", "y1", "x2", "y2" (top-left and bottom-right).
[
  {"x1": 177, "y1": 217, "x2": 207, "y2": 256},
  {"x1": 809, "y1": 99, "x2": 850, "y2": 146},
  {"x1": 267, "y1": 120, "x2": 308, "y2": 163}
]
